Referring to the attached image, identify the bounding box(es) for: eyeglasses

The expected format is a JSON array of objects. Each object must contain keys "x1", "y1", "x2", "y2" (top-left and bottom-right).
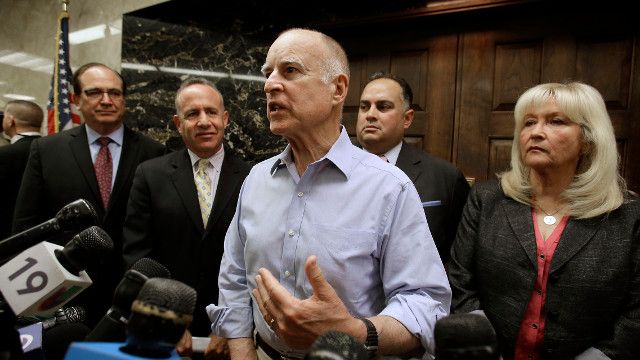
[{"x1": 83, "y1": 88, "x2": 124, "y2": 100}]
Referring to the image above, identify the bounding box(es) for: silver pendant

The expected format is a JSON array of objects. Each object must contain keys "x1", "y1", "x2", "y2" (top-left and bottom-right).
[{"x1": 543, "y1": 215, "x2": 557, "y2": 225}]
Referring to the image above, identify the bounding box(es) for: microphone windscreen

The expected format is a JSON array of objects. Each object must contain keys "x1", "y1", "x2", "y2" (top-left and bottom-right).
[
  {"x1": 57, "y1": 306, "x2": 87, "y2": 325},
  {"x1": 434, "y1": 313, "x2": 498, "y2": 360},
  {"x1": 54, "y1": 199, "x2": 98, "y2": 230},
  {"x1": 130, "y1": 257, "x2": 171, "y2": 279},
  {"x1": 305, "y1": 331, "x2": 368, "y2": 360},
  {"x1": 135, "y1": 278, "x2": 196, "y2": 316},
  {"x1": 42, "y1": 323, "x2": 91, "y2": 360},
  {"x1": 56, "y1": 226, "x2": 113, "y2": 274}
]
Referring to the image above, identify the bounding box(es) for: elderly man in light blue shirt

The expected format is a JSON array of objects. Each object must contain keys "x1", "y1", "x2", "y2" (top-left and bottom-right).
[{"x1": 207, "y1": 28, "x2": 451, "y2": 360}]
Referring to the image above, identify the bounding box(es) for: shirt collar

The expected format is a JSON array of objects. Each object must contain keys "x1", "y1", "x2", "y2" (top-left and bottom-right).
[
  {"x1": 381, "y1": 141, "x2": 403, "y2": 165},
  {"x1": 270, "y1": 126, "x2": 357, "y2": 179},
  {"x1": 10, "y1": 132, "x2": 41, "y2": 144},
  {"x1": 86, "y1": 124, "x2": 124, "y2": 146},
  {"x1": 188, "y1": 146, "x2": 225, "y2": 170}
]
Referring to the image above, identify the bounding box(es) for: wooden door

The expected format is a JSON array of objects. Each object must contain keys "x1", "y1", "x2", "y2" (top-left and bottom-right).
[{"x1": 455, "y1": 19, "x2": 640, "y2": 191}]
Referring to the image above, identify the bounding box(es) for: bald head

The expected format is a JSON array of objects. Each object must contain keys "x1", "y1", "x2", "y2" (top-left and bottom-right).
[{"x1": 277, "y1": 28, "x2": 350, "y2": 83}]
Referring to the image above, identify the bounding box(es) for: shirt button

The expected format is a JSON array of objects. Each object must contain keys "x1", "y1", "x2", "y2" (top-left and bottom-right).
[
  {"x1": 297, "y1": 192, "x2": 304, "y2": 197},
  {"x1": 284, "y1": 271, "x2": 291, "y2": 277},
  {"x1": 288, "y1": 229, "x2": 295, "y2": 237}
]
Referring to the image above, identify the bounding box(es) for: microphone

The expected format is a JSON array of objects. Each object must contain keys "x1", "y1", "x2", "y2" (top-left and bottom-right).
[
  {"x1": 0, "y1": 226, "x2": 113, "y2": 317},
  {"x1": 121, "y1": 278, "x2": 197, "y2": 358},
  {"x1": 65, "y1": 278, "x2": 196, "y2": 360},
  {"x1": 434, "y1": 313, "x2": 499, "y2": 360},
  {"x1": 0, "y1": 199, "x2": 98, "y2": 262},
  {"x1": 85, "y1": 258, "x2": 171, "y2": 342},
  {"x1": 42, "y1": 306, "x2": 87, "y2": 330},
  {"x1": 17, "y1": 308, "x2": 88, "y2": 360},
  {"x1": 304, "y1": 331, "x2": 368, "y2": 360}
]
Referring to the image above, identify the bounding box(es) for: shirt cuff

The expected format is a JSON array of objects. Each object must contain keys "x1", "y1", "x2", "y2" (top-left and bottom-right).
[{"x1": 206, "y1": 304, "x2": 254, "y2": 338}]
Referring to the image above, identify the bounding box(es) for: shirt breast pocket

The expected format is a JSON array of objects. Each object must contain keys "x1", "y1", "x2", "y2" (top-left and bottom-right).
[{"x1": 307, "y1": 224, "x2": 378, "y2": 303}]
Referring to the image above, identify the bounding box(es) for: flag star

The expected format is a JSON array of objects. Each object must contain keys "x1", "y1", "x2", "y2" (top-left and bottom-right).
[
  {"x1": 62, "y1": 98, "x2": 69, "y2": 104},
  {"x1": 60, "y1": 69, "x2": 66, "y2": 75},
  {"x1": 64, "y1": 108, "x2": 70, "y2": 114},
  {"x1": 59, "y1": 49, "x2": 64, "y2": 55},
  {"x1": 59, "y1": 59, "x2": 66, "y2": 65},
  {"x1": 62, "y1": 88, "x2": 68, "y2": 94},
  {"x1": 59, "y1": 39, "x2": 64, "y2": 45}
]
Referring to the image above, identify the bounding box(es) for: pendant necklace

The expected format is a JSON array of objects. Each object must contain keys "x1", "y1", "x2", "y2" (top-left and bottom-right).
[{"x1": 538, "y1": 204, "x2": 562, "y2": 225}]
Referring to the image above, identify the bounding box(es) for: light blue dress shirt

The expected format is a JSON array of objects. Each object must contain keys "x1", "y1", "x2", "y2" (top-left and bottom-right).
[{"x1": 208, "y1": 127, "x2": 451, "y2": 358}]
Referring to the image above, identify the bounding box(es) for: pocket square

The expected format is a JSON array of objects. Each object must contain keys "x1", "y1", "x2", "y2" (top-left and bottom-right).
[{"x1": 422, "y1": 200, "x2": 442, "y2": 207}]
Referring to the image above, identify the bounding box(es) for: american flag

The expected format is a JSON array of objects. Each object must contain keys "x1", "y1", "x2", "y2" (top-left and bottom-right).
[{"x1": 47, "y1": 10, "x2": 81, "y2": 134}]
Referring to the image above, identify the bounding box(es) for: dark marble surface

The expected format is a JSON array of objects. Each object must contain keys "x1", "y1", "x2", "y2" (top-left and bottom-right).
[{"x1": 121, "y1": 15, "x2": 286, "y2": 164}]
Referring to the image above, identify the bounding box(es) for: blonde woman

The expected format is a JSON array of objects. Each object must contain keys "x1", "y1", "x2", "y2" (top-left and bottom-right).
[{"x1": 448, "y1": 82, "x2": 639, "y2": 359}]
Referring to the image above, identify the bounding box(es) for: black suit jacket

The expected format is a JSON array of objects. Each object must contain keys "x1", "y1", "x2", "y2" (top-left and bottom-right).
[
  {"x1": 448, "y1": 180, "x2": 640, "y2": 359},
  {"x1": 122, "y1": 149, "x2": 250, "y2": 336},
  {"x1": 0, "y1": 135, "x2": 40, "y2": 239},
  {"x1": 12, "y1": 124, "x2": 165, "y2": 326},
  {"x1": 395, "y1": 142, "x2": 470, "y2": 265}
]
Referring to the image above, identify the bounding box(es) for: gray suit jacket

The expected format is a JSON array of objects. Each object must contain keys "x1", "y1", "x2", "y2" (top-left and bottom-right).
[
  {"x1": 395, "y1": 142, "x2": 469, "y2": 264},
  {"x1": 448, "y1": 180, "x2": 640, "y2": 359}
]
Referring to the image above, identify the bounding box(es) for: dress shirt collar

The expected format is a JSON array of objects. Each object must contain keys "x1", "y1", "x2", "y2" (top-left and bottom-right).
[
  {"x1": 86, "y1": 124, "x2": 124, "y2": 146},
  {"x1": 10, "y1": 131, "x2": 41, "y2": 144},
  {"x1": 188, "y1": 146, "x2": 225, "y2": 170},
  {"x1": 380, "y1": 141, "x2": 403, "y2": 166},
  {"x1": 270, "y1": 126, "x2": 357, "y2": 179}
]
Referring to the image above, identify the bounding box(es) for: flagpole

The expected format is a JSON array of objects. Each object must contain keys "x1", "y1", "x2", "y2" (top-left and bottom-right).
[{"x1": 61, "y1": 0, "x2": 68, "y2": 13}]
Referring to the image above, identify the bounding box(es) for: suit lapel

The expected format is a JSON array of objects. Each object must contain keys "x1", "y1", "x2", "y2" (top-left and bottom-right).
[
  {"x1": 68, "y1": 125, "x2": 103, "y2": 214},
  {"x1": 503, "y1": 199, "x2": 538, "y2": 267},
  {"x1": 550, "y1": 216, "x2": 602, "y2": 272},
  {"x1": 206, "y1": 154, "x2": 242, "y2": 234},
  {"x1": 395, "y1": 142, "x2": 422, "y2": 183},
  {"x1": 171, "y1": 150, "x2": 205, "y2": 233}
]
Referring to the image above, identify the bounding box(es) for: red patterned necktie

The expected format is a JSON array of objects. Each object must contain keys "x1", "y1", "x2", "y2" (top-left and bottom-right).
[{"x1": 94, "y1": 137, "x2": 112, "y2": 209}]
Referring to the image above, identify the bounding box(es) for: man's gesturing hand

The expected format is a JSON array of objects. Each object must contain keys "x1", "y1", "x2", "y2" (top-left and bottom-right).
[{"x1": 252, "y1": 255, "x2": 363, "y2": 349}]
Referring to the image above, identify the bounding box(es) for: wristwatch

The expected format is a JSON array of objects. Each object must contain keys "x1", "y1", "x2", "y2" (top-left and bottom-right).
[{"x1": 359, "y1": 317, "x2": 378, "y2": 359}]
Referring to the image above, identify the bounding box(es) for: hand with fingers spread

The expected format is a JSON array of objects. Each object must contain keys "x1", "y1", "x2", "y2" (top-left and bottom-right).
[{"x1": 252, "y1": 255, "x2": 363, "y2": 349}]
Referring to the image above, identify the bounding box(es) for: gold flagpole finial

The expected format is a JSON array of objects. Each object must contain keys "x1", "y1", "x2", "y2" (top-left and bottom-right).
[{"x1": 61, "y1": 0, "x2": 69, "y2": 12}]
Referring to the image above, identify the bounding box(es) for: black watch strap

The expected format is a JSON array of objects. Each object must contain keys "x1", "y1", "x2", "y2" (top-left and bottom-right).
[{"x1": 359, "y1": 317, "x2": 378, "y2": 358}]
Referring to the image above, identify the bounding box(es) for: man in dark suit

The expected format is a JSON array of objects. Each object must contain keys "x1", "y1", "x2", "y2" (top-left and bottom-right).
[
  {"x1": 0, "y1": 100, "x2": 43, "y2": 238},
  {"x1": 122, "y1": 78, "x2": 250, "y2": 357},
  {"x1": 356, "y1": 73, "x2": 470, "y2": 265},
  {"x1": 12, "y1": 63, "x2": 166, "y2": 326}
]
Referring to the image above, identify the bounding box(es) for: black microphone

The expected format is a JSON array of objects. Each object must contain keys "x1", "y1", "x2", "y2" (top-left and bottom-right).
[
  {"x1": 0, "y1": 199, "x2": 98, "y2": 262},
  {"x1": 85, "y1": 258, "x2": 171, "y2": 342},
  {"x1": 120, "y1": 278, "x2": 196, "y2": 358},
  {"x1": 42, "y1": 306, "x2": 87, "y2": 330},
  {"x1": 434, "y1": 313, "x2": 499, "y2": 360},
  {"x1": 304, "y1": 331, "x2": 368, "y2": 360},
  {"x1": 1, "y1": 226, "x2": 113, "y2": 317}
]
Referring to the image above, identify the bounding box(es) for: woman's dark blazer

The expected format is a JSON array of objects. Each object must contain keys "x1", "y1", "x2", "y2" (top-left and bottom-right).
[{"x1": 448, "y1": 180, "x2": 640, "y2": 359}]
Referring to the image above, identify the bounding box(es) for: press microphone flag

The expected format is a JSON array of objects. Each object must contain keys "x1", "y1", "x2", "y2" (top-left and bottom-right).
[
  {"x1": 0, "y1": 199, "x2": 98, "y2": 262},
  {"x1": 0, "y1": 226, "x2": 113, "y2": 317}
]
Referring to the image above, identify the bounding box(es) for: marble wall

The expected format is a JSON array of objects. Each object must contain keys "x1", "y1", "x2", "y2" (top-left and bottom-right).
[{"x1": 121, "y1": 16, "x2": 285, "y2": 163}]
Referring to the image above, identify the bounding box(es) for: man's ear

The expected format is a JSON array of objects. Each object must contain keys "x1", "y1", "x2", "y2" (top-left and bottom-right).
[
  {"x1": 403, "y1": 108, "x2": 415, "y2": 129},
  {"x1": 332, "y1": 74, "x2": 349, "y2": 105},
  {"x1": 71, "y1": 92, "x2": 80, "y2": 106}
]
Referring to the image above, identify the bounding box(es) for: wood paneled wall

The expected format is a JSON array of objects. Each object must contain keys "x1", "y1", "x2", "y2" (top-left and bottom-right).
[{"x1": 330, "y1": 2, "x2": 640, "y2": 192}]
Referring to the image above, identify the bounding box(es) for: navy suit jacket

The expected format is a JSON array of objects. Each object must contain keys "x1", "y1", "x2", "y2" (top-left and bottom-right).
[
  {"x1": 395, "y1": 142, "x2": 470, "y2": 265},
  {"x1": 449, "y1": 180, "x2": 640, "y2": 359},
  {"x1": 122, "y1": 149, "x2": 250, "y2": 336},
  {"x1": 12, "y1": 124, "x2": 165, "y2": 326},
  {"x1": 0, "y1": 135, "x2": 40, "y2": 239}
]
